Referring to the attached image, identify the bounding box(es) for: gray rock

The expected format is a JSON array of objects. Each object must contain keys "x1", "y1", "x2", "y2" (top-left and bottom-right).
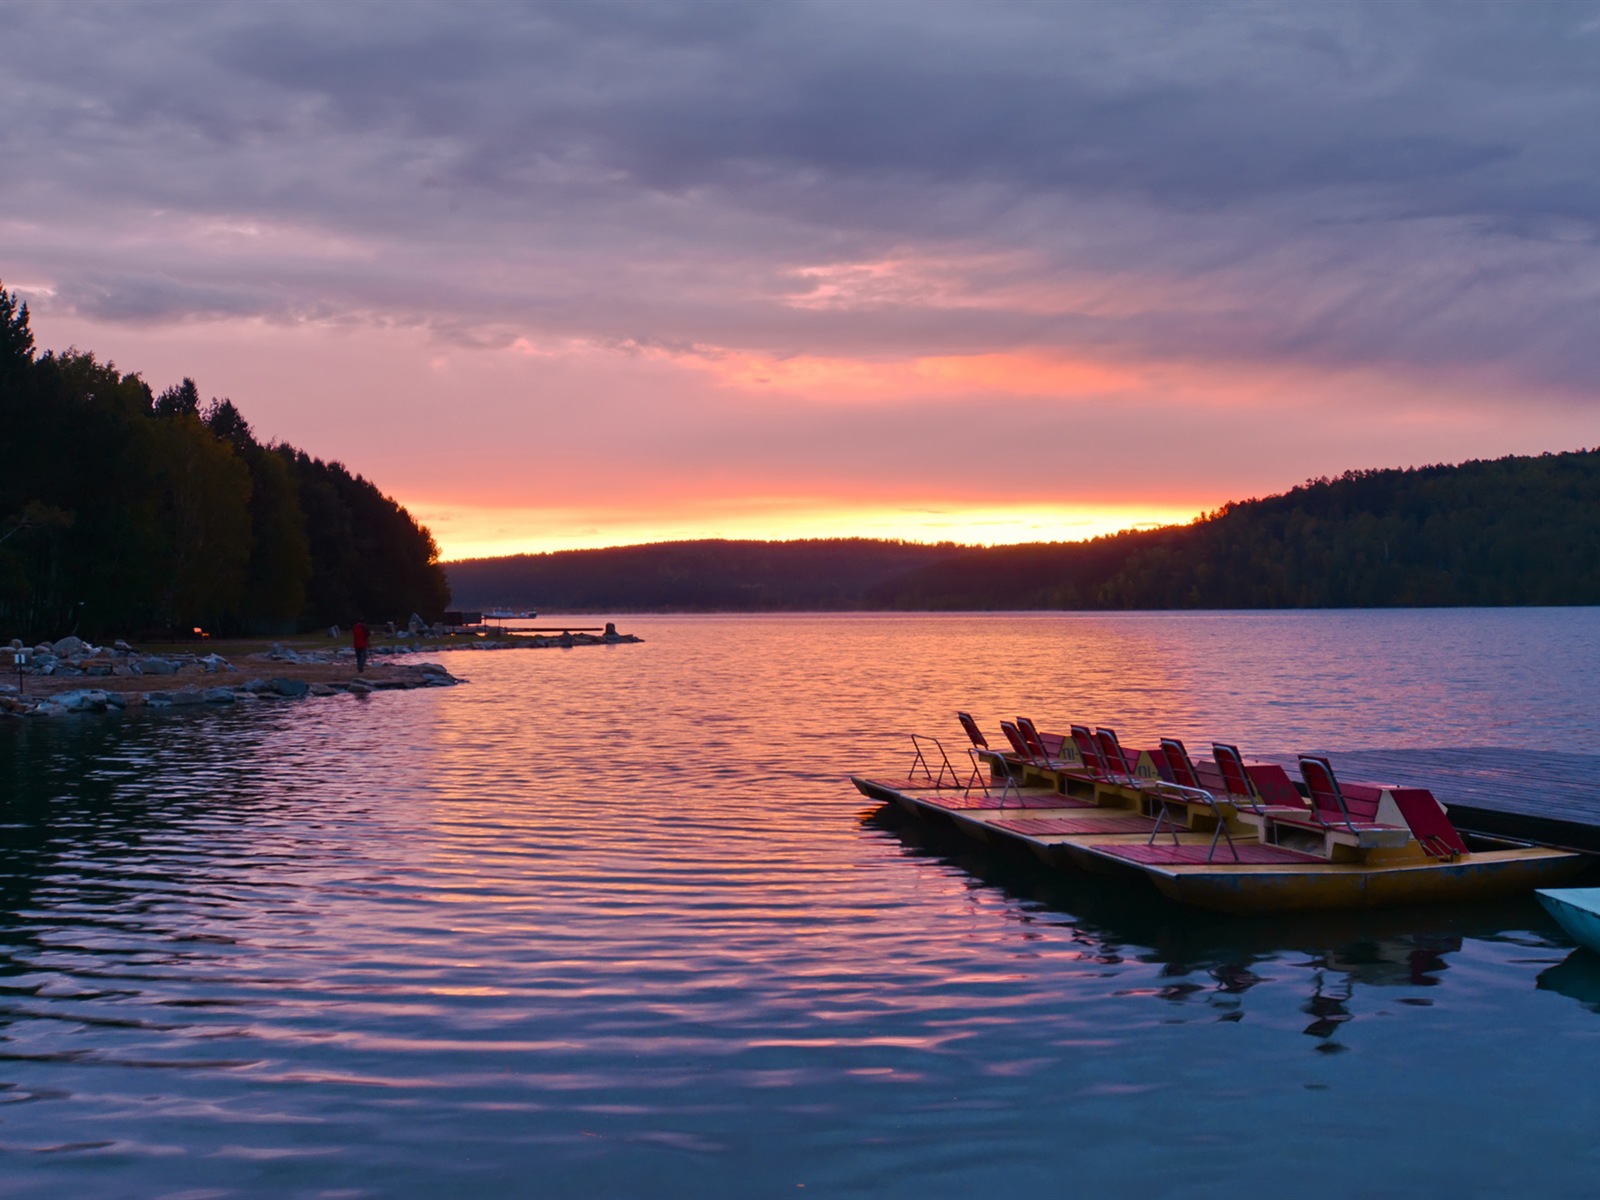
[
  {"x1": 53, "y1": 689, "x2": 108, "y2": 713},
  {"x1": 137, "y1": 657, "x2": 180, "y2": 675},
  {"x1": 346, "y1": 680, "x2": 374, "y2": 694},
  {"x1": 199, "y1": 653, "x2": 235, "y2": 673},
  {"x1": 308, "y1": 682, "x2": 338, "y2": 697},
  {"x1": 52, "y1": 636, "x2": 89, "y2": 657},
  {"x1": 270, "y1": 678, "x2": 310, "y2": 698},
  {"x1": 240, "y1": 678, "x2": 273, "y2": 694},
  {"x1": 114, "y1": 640, "x2": 133, "y2": 652},
  {"x1": 202, "y1": 687, "x2": 236, "y2": 704},
  {"x1": 169, "y1": 688, "x2": 205, "y2": 706},
  {"x1": 103, "y1": 691, "x2": 126, "y2": 709}
]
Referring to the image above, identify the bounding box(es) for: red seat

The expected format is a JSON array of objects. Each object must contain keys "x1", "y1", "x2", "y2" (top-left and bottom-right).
[
  {"x1": 956, "y1": 711, "x2": 989, "y2": 751},
  {"x1": 1295, "y1": 756, "x2": 1409, "y2": 840},
  {"x1": 1386, "y1": 788, "x2": 1468, "y2": 859},
  {"x1": 1149, "y1": 736, "x2": 1240, "y2": 861}
]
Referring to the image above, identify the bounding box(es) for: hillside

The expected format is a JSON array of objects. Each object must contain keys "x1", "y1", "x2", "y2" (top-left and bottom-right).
[{"x1": 446, "y1": 448, "x2": 1600, "y2": 612}]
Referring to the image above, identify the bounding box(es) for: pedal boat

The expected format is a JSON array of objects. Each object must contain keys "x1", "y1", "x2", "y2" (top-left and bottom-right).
[
  {"x1": 854, "y1": 727, "x2": 1588, "y2": 915},
  {"x1": 1537, "y1": 888, "x2": 1600, "y2": 955}
]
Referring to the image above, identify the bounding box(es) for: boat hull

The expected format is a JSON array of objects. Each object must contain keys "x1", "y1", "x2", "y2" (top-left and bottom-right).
[
  {"x1": 1142, "y1": 851, "x2": 1586, "y2": 915},
  {"x1": 1537, "y1": 888, "x2": 1600, "y2": 954}
]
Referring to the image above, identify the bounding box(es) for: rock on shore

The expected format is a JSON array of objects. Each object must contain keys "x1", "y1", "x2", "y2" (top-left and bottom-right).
[{"x1": 0, "y1": 635, "x2": 462, "y2": 718}]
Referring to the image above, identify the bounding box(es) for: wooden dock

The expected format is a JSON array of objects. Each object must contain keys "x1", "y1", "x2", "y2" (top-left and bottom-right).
[{"x1": 1261, "y1": 748, "x2": 1600, "y2": 853}]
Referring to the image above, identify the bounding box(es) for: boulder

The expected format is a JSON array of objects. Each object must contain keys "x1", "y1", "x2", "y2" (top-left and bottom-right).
[
  {"x1": 136, "y1": 657, "x2": 180, "y2": 676},
  {"x1": 202, "y1": 687, "x2": 236, "y2": 704},
  {"x1": 270, "y1": 678, "x2": 310, "y2": 698},
  {"x1": 308, "y1": 683, "x2": 338, "y2": 697},
  {"x1": 346, "y1": 680, "x2": 374, "y2": 694},
  {"x1": 53, "y1": 689, "x2": 108, "y2": 713},
  {"x1": 239, "y1": 678, "x2": 274, "y2": 694},
  {"x1": 199, "y1": 653, "x2": 236, "y2": 673},
  {"x1": 52, "y1": 636, "x2": 89, "y2": 657},
  {"x1": 408, "y1": 612, "x2": 426, "y2": 635},
  {"x1": 114, "y1": 640, "x2": 133, "y2": 652},
  {"x1": 169, "y1": 688, "x2": 205, "y2": 706}
]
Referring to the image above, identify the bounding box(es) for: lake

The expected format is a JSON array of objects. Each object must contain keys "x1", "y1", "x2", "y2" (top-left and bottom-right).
[{"x1": 2, "y1": 610, "x2": 1599, "y2": 1197}]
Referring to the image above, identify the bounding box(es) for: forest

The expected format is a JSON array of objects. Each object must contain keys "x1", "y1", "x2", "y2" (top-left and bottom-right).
[
  {"x1": 0, "y1": 284, "x2": 449, "y2": 641},
  {"x1": 449, "y1": 449, "x2": 1600, "y2": 612}
]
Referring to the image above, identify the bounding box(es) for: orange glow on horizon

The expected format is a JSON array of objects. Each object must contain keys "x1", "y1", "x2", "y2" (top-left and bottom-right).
[{"x1": 414, "y1": 498, "x2": 1208, "y2": 561}]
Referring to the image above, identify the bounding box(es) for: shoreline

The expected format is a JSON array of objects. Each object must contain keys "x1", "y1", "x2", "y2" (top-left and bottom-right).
[{"x1": 0, "y1": 629, "x2": 643, "y2": 717}]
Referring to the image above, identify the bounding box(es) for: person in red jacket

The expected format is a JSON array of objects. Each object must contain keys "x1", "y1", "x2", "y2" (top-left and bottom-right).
[{"x1": 352, "y1": 619, "x2": 369, "y2": 673}]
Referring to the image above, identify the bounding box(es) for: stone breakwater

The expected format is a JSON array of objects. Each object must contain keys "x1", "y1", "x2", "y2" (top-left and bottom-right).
[{"x1": 1, "y1": 635, "x2": 462, "y2": 718}]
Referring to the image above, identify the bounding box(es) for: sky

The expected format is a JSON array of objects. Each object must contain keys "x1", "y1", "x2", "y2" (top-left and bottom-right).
[{"x1": 4, "y1": 0, "x2": 1600, "y2": 560}]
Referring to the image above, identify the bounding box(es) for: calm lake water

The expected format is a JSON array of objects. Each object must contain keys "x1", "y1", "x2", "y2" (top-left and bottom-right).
[{"x1": 2, "y1": 610, "x2": 1600, "y2": 1198}]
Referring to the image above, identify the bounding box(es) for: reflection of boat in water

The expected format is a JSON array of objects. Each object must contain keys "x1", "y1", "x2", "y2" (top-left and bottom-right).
[
  {"x1": 866, "y1": 800, "x2": 1554, "y2": 1044},
  {"x1": 1536, "y1": 888, "x2": 1600, "y2": 956},
  {"x1": 854, "y1": 716, "x2": 1590, "y2": 914},
  {"x1": 1537, "y1": 949, "x2": 1600, "y2": 1010}
]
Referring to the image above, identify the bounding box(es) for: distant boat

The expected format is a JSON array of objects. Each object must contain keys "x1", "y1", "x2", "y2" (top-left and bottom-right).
[
  {"x1": 484, "y1": 609, "x2": 537, "y2": 620},
  {"x1": 1538, "y1": 889, "x2": 1600, "y2": 955}
]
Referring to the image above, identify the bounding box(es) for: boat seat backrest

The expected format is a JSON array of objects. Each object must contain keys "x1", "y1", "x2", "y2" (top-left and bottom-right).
[
  {"x1": 1211, "y1": 743, "x2": 1262, "y2": 804},
  {"x1": 956, "y1": 711, "x2": 989, "y2": 749},
  {"x1": 1000, "y1": 720, "x2": 1029, "y2": 758},
  {"x1": 1070, "y1": 725, "x2": 1105, "y2": 772},
  {"x1": 1016, "y1": 716, "x2": 1050, "y2": 761},
  {"x1": 1095, "y1": 728, "x2": 1134, "y2": 777},
  {"x1": 1298, "y1": 756, "x2": 1363, "y2": 827},
  {"x1": 1160, "y1": 738, "x2": 1202, "y2": 790},
  {"x1": 1389, "y1": 788, "x2": 1468, "y2": 857}
]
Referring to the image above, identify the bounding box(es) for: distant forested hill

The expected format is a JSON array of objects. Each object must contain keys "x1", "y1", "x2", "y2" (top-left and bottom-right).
[
  {"x1": 448, "y1": 539, "x2": 960, "y2": 610},
  {"x1": 449, "y1": 449, "x2": 1600, "y2": 611},
  {"x1": 0, "y1": 283, "x2": 449, "y2": 640}
]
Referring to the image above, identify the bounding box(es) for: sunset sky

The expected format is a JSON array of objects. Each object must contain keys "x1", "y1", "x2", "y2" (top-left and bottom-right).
[{"x1": 4, "y1": 1, "x2": 1599, "y2": 560}]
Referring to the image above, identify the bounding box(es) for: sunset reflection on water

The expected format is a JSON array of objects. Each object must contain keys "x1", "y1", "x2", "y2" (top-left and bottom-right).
[{"x1": 0, "y1": 611, "x2": 1598, "y2": 1197}]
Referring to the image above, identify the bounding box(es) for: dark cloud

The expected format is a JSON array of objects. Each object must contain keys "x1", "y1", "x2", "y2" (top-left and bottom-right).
[{"x1": 4, "y1": 0, "x2": 1600, "y2": 394}]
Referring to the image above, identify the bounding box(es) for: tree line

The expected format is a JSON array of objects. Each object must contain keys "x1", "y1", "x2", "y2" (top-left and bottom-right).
[
  {"x1": 0, "y1": 283, "x2": 449, "y2": 641},
  {"x1": 449, "y1": 449, "x2": 1600, "y2": 612}
]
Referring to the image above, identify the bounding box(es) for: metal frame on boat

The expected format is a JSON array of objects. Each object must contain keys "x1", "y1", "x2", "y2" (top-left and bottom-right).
[{"x1": 857, "y1": 714, "x2": 1589, "y2": 914}]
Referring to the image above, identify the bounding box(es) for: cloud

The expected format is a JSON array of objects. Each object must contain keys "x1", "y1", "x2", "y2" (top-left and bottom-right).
[{"x1": 4, "y1": 0, "x2": 1600, "y2": 553}]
